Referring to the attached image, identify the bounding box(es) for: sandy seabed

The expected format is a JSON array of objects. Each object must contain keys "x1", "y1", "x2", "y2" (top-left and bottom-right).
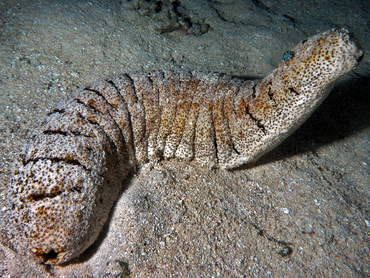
[{"x1": 0, "y1": 0, "x2": 369, "y2": 277}]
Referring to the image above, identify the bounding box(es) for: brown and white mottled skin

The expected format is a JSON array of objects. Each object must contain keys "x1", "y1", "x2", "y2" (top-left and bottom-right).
[{"x1": 5, "y1": 29, "x2": 363, "y2": 265}]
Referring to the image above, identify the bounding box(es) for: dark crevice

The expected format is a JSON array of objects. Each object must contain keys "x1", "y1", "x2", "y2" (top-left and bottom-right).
[
  {"x1": 83, "y1": 116, "x2": 99, "y2": 127},
  {"x1": 28, "y1": 191, "x2": 62, "y2": 201},
  {"x1": 149, "y1": 74, "x2": 163, "y2": 152},
  {"x1": 71, "y1": 186, "x2": 82, "y2": 193},
  {"x1": 212, "y1": 113, "x2": 218, "y2": 162},
  {"x1": 85, "y1": 85, "x2": 130, "y2": 157},
  {"x1": 251, "y1": 0, "x2": 271, "y2": 12},
  {"x1": 69, "y1": 130, "x2": 94, "y2": 138},
  {"x1": 106, "y1": 79, "x2": 122, "y2": 96},
  {"x1": 251, "y1": 222, "x2": 294, "y2": 258},
  {"x1": 282, "y1": 14, "x2": 296, "y2": 26},
  {"x1": 43, "y1": 115, "x2": 96, "y2": 139},
  {"x1": 288, "y1": 87, "x2": 300, "y2": 95},
  {"x1": 154, "y1": 1, "x2": 162, "y2": 13},
  {"x1": 43, "y1": 130, "x2": 68, "y2": 136},
  {"x1": 162, "y1": 72, "x2": 184, "y2": 148},
  {"x1": 143, "y1": 0, "x2": 210, "y2": 35},
  {"x1": 231, "y1": 142, "x2": 240, "y2": 155},
  {"x1": 180, "y1": 74, "x2": 201, "y2": 161},
  {"x1": 267, "y1": 86, "x2": 276, "y2": 104},
  {"x1": 125, "y1": 73, "x2": 139, "y2": 100},
  {"x1": 75, "y1": 99, "x2": 100, "y2": 114},
  {"x1": 52, "y1": 157, "x2": 86, "y2": 168},
  {"x1": 43, "y1": 263, "x2": 54, "y2": 274},
  {"x1": 147, "y1": 75, "x2": 154, "y2": 87},
  {"x1": 251, "y1": 0, "x2": 297, "y2": 29},
  {"x1": 251, "y1": 83, "x2": 257, "y2": 99},
  {"x1": 107, "y1": 76, "x2": 138, "y2": 163},
  {"x1": 73, "y1": 109, "x2": 103, "y2": 133},
  {"x1": 210, "y1": 6, "x2": 228, "y2": 22},
  {"x1": 208, "y1": 80, "x2": 220, "y2": 162},
  {"x1": 36, "y1": 249, "x2": 59, "y2": 263},
  {"x1": 23, "y1": 156, "x2": 89, "y2": 172},
  {"x1": 47, "y1": 108, "x2": 65, "y2": 116},
  {"x1": 122, "y1": 73, "x2": 145, "y2": 162},
  {"x1": 229, "y1": 82, "x2": 240, "y2": 117},
  {"x1": 216, "y1": 77, "x2": 235, "y2": 160},
  {"x1": 84, "y1": 87, "x2": 118, "y2": 112},
  {"x1": 108, "y1": 76, "x2": 136, "y2": 120},
  {"x1": 74, "y1": 99, "x2": 119, "y2": 148},
  {"x1": 245, "y1": 106, "x2": 266, "y2": 135},
  {"x1": 176, "y1": 72, "x2": 199, "y2": 154},
  {"x1": 128, "y1": 73, "x2": 148, "y2": 143},
  {"x1": 172, "y1": 1, "x2": 192, "y2": 28},
  {"x1": 42, "y1": 129, "x2": 94, "y2": 140},
  {"x1": 256, "y1": 122, "x2": 266, "y2": 135},
  {"x1": 278, "y1": 244, "x2": 294, "y2": 257}
]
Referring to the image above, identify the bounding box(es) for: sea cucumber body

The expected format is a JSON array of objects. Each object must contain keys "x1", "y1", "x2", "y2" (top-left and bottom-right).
[{"x1": 6, "y1": 29, "x2": 363, "y2": 265}]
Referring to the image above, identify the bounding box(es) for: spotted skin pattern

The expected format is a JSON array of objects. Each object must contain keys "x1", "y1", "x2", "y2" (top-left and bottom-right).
[{"x1": 6, "y1": 29, "x2": 363, "y2": 265}]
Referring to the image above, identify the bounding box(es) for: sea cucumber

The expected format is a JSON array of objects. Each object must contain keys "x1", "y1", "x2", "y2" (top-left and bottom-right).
[{"x1": 5, "y1": 28, "x2": 363, "y2": 265}]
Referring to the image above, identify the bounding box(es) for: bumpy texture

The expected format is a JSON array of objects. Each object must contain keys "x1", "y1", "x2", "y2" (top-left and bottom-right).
[{"x1": 6, "y1": 29, "x2": 363, "y2": 265}]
